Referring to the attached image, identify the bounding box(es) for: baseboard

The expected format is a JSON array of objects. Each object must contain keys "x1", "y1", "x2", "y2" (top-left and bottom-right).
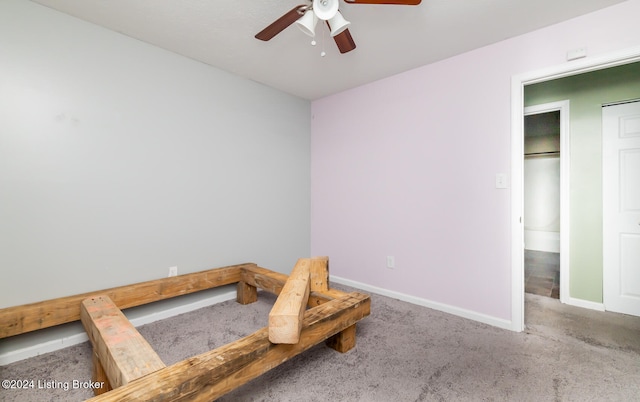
[
  {"x1": 565, "y1": 296, "x2": 605, "y2": 311},
  {"x1": 330, "y1": 276, "x2": 514, "y2": 331},
  {"x1": 524, "y1": 230, "x2": 560, "y2": 253},
  {"x1": 0, "y1": 290, "x2": 237, "y2": 366},
  {"x1": 0, "y1": 328, "x2": 89, "y2": 367}
]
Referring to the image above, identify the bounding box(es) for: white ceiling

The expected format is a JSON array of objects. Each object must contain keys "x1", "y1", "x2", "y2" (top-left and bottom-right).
[{"x1": 30, "y1": 0, "x2": 627, "y2": 100}]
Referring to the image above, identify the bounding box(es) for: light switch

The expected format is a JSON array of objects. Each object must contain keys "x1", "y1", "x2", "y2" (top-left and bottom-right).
[
  {"x1": 495, "y1": 173, "x2": 508, "y2": 189},
  {"x1": 386, "y1": 256, "x2": 395, "y2": 269}
]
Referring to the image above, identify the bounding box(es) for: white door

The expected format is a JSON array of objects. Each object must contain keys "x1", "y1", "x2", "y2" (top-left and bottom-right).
[{"x1": 603, "y1": 100, "x2": 640, "y2": 317}]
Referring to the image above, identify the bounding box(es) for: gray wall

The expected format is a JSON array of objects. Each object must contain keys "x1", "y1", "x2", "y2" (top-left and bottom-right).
[{"x1": 0, "y1": 0, "x2": 311, "y2": 308}]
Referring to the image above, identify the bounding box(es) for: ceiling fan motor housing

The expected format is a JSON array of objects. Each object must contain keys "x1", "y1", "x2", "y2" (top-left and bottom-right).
[{"x1": 313, "y1": 0, "x2": 339, "y2": 20}]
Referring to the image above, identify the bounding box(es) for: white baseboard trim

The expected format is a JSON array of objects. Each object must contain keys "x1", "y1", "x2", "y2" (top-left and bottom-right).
[
  {"x1": 0, "y1": 290, "x2": 236, "y2": 366},
  {"x1": 565, "y1": 296, "x2": 605, "y2": 312},
  {"x1": 330, "y1": 276, "x2": 514, "y2": 331},
  {"x1": 524, "y1": 230, "x2": 560, "y2": 253},
  {"x1": 126, "y1": 290, "x2": 236, "y2": 327},
  {"x1": 0, "y1": 330, "x2": 90, "y2": 367}
]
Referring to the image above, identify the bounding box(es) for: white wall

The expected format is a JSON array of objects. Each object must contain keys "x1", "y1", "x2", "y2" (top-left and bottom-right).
[
  {"x1": 0, "y1": 0, "x2": 311, "y2": 309},
  {"x1": 524, "y1": 157, "x2": 561, "y2": 252}
]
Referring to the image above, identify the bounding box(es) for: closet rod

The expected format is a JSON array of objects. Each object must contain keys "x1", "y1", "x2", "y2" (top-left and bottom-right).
[{"x1": 524, "y1": 151, "x2": 560, "y2": 157}]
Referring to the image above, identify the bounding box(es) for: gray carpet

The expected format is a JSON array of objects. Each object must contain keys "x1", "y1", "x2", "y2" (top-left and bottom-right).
[{"x1": 1, "y1": 286, "x2": 639, "y2": 401}]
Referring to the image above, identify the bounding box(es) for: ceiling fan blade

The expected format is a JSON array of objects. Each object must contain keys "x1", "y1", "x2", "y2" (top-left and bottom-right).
[
  {"x1": 333, "y1": 28, "x2": 356, "y2": 54},
  {"x1": 343, "y1": 0, "x2": 421, "y2": 4},
  {"x1": 255, "y1": 5, "x2": 307, "y2": 41}
]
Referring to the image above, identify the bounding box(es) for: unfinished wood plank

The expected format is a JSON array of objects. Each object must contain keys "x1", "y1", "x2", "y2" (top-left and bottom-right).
[
  {"x1": 268, "y1": 259, "x2": 311, "y2": 344},
  {"x1": 310, "y1": 256, "x2": 329, "y2": 291},
  {"x1": 236, "y1": 281, "x2": 258, "y2": 305},
  {"x1": 87, "y1": 292, "x2": 371, "y2": 402},
  {"x1": 240, "y1": 265, "x2": 289, "y2": 295},
  {"x1": 81, "y1": 295, "x2": 166, "y2": 392},
  {"x1": 240, "y1": 265, "x2": 346, "y2": 305},
  {"x1": 0, "y1": 263, "x2": 253, "y2": 338}
]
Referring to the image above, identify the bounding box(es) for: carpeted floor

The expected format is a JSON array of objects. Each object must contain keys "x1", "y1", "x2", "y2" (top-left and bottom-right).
[{"x1": 1, "y1": 286, "x2": 639, "y2": 401}]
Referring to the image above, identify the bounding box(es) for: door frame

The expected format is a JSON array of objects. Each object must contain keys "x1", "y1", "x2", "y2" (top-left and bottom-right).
[
  {"x1": 523, "y1": 100, "x2": 570, "y2": 305},
  {"x1": 510, "y1": 45, "x2": 640, "y2": 332}
]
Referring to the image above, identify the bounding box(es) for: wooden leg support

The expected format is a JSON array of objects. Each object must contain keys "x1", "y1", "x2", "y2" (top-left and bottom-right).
[
  {"x1": 91, "y1": 352, "x2": 112, "y2": 395},
  {"x1": 236, "y1": 281, "x2": 258, "y2": 305},
  {"x1": 326, "y1": 324, "x2": 357, "y2": 353}
]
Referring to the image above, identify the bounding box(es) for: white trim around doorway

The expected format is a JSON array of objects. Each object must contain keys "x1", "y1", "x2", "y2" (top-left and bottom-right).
[
  {"x1": 524, "y1": 100, "x2": 570, "y2": 306},
  {"x1": 510, "y1": 46, "x2": 640, "y2": 332}
]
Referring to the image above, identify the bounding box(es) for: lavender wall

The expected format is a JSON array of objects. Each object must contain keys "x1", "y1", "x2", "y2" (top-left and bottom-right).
[{"x1": 311, "y1": 0, "x2": 640, "y2": 325}]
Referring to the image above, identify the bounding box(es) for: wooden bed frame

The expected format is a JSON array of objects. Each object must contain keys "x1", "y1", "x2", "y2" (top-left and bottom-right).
[{"x1": 0, "y1": 258, "x2": 371, "y2": 401}]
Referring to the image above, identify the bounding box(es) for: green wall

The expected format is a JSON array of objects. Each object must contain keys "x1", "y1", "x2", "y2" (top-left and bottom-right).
[{"x1": 524, "y1": 62, "x2": 640, "y2": 303}]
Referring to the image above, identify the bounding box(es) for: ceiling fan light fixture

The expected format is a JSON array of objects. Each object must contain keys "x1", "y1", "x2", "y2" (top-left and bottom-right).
[
  {"x1": 328, "y1": 11, "x2": 350, "y2": 37},
  {"x1": 312, "y1": 0, "x2": 339, "y2": 20},
  {"x1": 295, "y1": 9, "x2": 318, "y2": 37}
]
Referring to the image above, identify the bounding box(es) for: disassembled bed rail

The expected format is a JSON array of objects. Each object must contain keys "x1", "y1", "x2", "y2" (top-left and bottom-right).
[{"x1": 0, "y1": 257, "x2": 371, "y2": 401}]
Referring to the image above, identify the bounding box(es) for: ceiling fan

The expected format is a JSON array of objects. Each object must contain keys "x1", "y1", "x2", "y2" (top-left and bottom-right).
[{"x1": 255, "y1": 0, "x2": 422, "y2": 54}]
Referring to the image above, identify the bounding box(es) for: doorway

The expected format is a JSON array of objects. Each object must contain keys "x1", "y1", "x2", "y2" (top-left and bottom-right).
[
  {"x1": 510, "y1": 48, "x2": 640, "y2": 332},
  {"x1": 523, "y1": 102, "x2": 569, "y2": 302}
]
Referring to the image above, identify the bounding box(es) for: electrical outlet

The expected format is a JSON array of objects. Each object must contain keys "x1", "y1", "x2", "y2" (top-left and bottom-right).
[
  {"x1": 386, "y1": 256, "x2": 395, "y2": 269},
  {"x1": 168, "y1": 266, "x2": 178, "y2": 277}
]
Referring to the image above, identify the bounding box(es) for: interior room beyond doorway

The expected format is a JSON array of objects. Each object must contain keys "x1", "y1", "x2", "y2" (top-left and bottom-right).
[{"x1": 523, "y1": 110, "x2": 561, "y2": 300}]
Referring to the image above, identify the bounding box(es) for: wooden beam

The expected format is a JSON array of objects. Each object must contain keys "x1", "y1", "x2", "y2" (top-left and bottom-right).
[
  {"x1": 0, "y1": 263, "x2": 253, "y2": 338},
  {"x1": 268, "y1": 259, "x2": 311, "y2": 344},
  {"x1": 81, "y1": 295, "x2": 166, "y2": 393},
  {"x1": 240, "y1": 265, "x2": 346, "y2": 306},
  {"x1": 239, "y1": 265, "x2": 288, "y2": 295},
  {"x1": 309, "y1": 256, "x2": 329, "y2": 292},
  {"x1": 87, "y1": 292, "x2": 371, "y2": 402}
]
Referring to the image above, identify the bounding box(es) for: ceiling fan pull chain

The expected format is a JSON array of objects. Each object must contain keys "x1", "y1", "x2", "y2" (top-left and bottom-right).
[{"x1": 321, "y1": 24, "x2": 327, "y2": 57}]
